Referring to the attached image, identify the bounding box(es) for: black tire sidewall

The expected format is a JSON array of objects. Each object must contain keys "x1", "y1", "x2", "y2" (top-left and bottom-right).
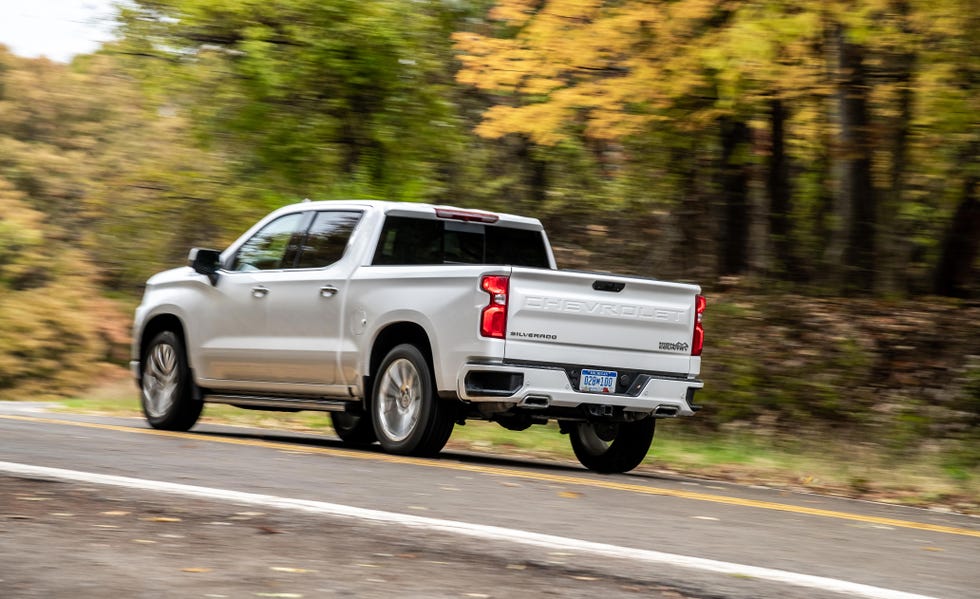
[
  {"x1": 570, "y1": 418, "x2": 655, "y2": 474},
  {"x1": 330, "y1": 411, "x2": 377, "y2": 445}
]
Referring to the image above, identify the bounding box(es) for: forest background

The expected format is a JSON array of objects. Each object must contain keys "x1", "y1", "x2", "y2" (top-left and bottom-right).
[{"x1": 0, "y1": 0, "x2": 977, "y2": 495}]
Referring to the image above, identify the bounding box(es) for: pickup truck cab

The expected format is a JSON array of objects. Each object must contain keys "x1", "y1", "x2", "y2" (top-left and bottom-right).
[{"x1": 132, "y1": 200, "x2": 704, "y2": 473}]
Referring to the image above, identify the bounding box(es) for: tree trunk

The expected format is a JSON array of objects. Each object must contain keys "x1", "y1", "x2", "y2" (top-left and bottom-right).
[
  {"x1": 933, "y1": 144, "x2": 980, "y2": 297},
  {"x1": 879, "y1": 0, "x2": 914, "y2": 295},
  {"x1": 516, "y1": 136, "x2": 548, "y2": 204},
  {"x1": 767, "y1": 98, "x2": 795, "y2": 279},
  {"x1": 718, "y1": 116, "x2": 750, "y2": 276},
  {"x1": 836, "y1": 26, "x2": 876, "y2": 295}
]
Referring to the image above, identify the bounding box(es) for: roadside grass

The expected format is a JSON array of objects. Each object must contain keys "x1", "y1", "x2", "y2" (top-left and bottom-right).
[{"x1": 47, "y1": 377, "x2": 979, "y2": 513}]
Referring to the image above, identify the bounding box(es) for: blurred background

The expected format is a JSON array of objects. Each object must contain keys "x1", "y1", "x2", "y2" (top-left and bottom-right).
[{"x1": 0, "y1": 1, "x2": 977, "y2": 493}]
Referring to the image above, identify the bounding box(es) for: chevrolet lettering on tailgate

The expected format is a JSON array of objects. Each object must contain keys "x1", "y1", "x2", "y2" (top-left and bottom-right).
[{"x1": 523, "y1": 296, "x2": 688, "y2": 322}]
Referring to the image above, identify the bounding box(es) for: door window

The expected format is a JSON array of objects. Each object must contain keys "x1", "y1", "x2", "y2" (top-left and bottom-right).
[
  {"x1": 293, "y1": 211, "x2": 363, "y2": 269},
  {"x1": 231, "y1": 212, "x2": 307, "y2": 271}
]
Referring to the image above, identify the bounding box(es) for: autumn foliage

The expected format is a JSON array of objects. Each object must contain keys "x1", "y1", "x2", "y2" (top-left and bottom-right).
[{"x1": 0, "y1": 2, "x2": 976, "y2": 457}]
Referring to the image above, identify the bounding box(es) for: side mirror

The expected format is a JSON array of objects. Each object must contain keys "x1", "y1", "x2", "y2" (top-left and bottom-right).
[{"x1": 188, "y1": 248, "x2": 222, "y2": 286}]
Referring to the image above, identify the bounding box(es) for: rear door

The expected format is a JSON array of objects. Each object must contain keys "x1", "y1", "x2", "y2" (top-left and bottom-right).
[{"x1": 505, "y1": 269, "x2": 699, "y2": 376}]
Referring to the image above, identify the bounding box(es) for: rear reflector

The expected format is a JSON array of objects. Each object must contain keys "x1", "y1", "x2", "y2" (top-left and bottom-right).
[{"x1": 692, "y1": 294, "x2": 705, "y2": 356}]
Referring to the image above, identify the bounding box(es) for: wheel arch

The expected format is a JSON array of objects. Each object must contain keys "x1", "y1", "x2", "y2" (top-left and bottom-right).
[
  {"x1": 364, "y1": 322, "x2": 434, "y2": 405},
  {"x1": 139, "y1": 314, "x2": 189, "y2": 378}
]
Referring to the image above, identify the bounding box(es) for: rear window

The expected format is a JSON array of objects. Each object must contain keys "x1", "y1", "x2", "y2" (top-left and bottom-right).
[{"x1": 372, "y1": 215, "x2": 550, "y2": 268}]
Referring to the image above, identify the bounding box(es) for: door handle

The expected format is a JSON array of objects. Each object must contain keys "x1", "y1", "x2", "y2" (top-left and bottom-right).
[
  {"x1": 319, "y1": 285, "x2": 339, "y2": 298},
  {"x1": 251, "y1": 285, "x2": 269, "y2": 298}
]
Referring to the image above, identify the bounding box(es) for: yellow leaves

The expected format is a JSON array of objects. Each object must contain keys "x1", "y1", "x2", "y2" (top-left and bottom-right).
[
  {"x1": 455, "y1": 0, "x2": 731, "y2": 144},
  {"x1": 585, "y1": 110, "x2": 654, "y2": 141},
  {"x1": 522, "y1": 76, "x2": 562, "y2": 95},
  {"x1": 476, "y1": 104, "x2": 571, "y2": 145},
  {"x1": 452, "y1": 33, "x2": 536, "y2": 92}
]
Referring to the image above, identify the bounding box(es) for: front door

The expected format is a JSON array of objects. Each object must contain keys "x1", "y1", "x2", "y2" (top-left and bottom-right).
[
  {"x1": 196, "y1": 210, "x2": 310, "y2": 385},
  {"x1": 257, "y1": 210, "x2": 362, "y2": 387}
]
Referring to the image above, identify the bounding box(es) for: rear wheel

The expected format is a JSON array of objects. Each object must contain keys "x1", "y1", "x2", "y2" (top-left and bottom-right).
[
  {"x1": 371, "y1": 344, "x2": 455, "y2": 457},
  {"x1": 330, "y1": 411, "x2": 377, "y2": 445},
  {"x1": 569, "y1": 418, "x2": 655, "y2": 473},
  {"x1": 140, "y1": 331, "x2": 202, "y2": 431}
]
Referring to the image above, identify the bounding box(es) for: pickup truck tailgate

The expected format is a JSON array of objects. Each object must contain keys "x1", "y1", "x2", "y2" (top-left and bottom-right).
[{"x1": 505, "y1": 268, "x2": 700, "y2": 375}]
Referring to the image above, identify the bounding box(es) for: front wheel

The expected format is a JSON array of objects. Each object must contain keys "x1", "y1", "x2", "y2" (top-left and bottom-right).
[
  {"x1": 371, "y1": 344, "x2": 455, "y2": 457},
  {"x1": 140, "y1": 331, "x2": 202, "y2": 431},
  {"x1": 569, "y1": 418, "x2": 655, "y2": 473}
]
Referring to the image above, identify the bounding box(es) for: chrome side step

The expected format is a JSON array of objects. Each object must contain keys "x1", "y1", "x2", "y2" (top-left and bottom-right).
[{"x1": 205, "y1": 394, "x2": 354, "y2": 412}]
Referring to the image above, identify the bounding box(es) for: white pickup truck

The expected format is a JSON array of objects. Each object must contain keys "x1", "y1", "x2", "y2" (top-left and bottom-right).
[{"x1": 132, "y1": 200, "x2": 704, "y2": 473}]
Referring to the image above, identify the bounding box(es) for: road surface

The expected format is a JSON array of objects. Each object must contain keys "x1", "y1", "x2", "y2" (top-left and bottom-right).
[{"x1": 1, "y1": 403, "x2": 977, "y2": 598}]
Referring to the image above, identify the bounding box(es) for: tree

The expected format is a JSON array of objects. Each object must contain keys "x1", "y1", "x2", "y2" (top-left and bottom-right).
[
  {"x1": 114, "y1": 0, "x2": 472, "y2": 201},
  {"x1": 454, "y1": 1, "x2": 808, "y2": 278},
  {"x1": 455, "y1": 1, "x2": 978, "y2": 296},
  {"x1": 0, "y1": 178, "x2": 107, "y2": 397}
]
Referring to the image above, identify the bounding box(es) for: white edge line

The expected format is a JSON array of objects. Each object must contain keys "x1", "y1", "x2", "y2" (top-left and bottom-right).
[{"x1": 0, "y1": 461, "x2": 936, "y2": 599}]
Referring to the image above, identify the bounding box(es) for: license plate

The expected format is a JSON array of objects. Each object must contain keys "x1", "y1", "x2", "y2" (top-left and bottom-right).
[{"x1": 580, "y1": 369, "x2": 617, "y2": 394}]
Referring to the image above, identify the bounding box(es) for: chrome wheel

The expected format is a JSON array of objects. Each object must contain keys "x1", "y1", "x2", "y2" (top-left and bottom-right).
[
  {"x1": 140, "y1": 330, "x2": 201, "y2": 431},
  {"x1": 371, "y1": 343, "x2": 454, "y2": 456},
  {"x1": 374, "y1": 357, "x2": 423, "y2": 443},
  {"x1": 142, "y1": 341, "x2": 179, "y2": 418}
]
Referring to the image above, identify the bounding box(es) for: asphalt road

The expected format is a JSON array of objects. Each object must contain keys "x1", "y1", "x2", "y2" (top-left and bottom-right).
[{"x1": 1, "y1": 403, "x2": 977, "y2": 599}]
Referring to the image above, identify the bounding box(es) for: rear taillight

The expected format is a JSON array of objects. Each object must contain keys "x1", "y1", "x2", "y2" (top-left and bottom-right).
[
  {"x1": 480, "y1": 275, "x2": 509, "y2": 339},
  {"x1": 692, "y1": 294, "x2": 705, "y2": 356}
]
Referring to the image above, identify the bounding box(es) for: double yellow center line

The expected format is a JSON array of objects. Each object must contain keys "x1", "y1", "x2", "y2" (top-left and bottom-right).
[{"x1": 2, "y1": 413, "x2": 977, "y2": 538}]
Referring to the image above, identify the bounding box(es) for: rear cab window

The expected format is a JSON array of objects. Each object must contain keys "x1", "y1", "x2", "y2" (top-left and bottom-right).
[{"x1": 372, "y1": 215, "x2": 550, "y2": 268}]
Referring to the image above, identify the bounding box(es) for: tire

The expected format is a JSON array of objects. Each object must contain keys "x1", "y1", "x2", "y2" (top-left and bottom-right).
[
  {"x1": 569, "y1": 418, "x2": 655, "y2": 474},
  {"x1": 371, "y1": 344, "x2": 455, "y2": 457},
  {"x1": 140, "y1": 331, "x2": 202, "y2": 431},
  {"x1": 330, "y1": 411, "x2": 377, "y2": 445}
]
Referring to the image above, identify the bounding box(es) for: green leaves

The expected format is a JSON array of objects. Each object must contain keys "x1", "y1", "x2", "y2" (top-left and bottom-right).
[{"x1": 116, "y1": 0, "x2": 466, "y2": 200}]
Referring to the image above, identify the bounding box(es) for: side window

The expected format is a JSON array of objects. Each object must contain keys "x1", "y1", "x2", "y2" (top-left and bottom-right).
[
  {"x1": 293, "y1": 211, "x2": 362, "y2": 269},
  {"x1": 485, "y1": 226, "x2": 550, "y2": 268},
  {"x1": 231, "y1": 213, "x2": 307, "y2": 271},
  {"x1": 373, "y1": 216, "x2": 442, "y2": 265}
]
